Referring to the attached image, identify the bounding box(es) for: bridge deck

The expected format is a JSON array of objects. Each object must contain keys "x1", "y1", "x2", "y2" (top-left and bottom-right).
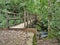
[{"x1": 10, "y1": 19, "x2": 35, "y2": 28}]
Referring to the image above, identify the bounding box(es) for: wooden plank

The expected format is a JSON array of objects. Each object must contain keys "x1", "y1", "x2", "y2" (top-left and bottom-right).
[{"x1": 0, "y1": 28, "x2": 37, "y2": 34}]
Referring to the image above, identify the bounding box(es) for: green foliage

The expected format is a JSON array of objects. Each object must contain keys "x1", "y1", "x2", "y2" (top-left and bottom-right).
[
  {"x1": 46, "y1": 0, "x2": 60, "y2": 39},
  {"x1": 0, "y1": 0, "x2": 60, "y2": 39},
  {"x1": 0, "y1": 0, "x2": 25, "y2": 28},
  {"x1": 33, "y1": 35, "x2": 37, "y2": 45}
]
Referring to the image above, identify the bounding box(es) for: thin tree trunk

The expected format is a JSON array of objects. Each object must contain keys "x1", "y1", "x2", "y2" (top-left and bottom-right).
[{"x1": 48, "y1": 0, "x2": 52, "y2": 35}]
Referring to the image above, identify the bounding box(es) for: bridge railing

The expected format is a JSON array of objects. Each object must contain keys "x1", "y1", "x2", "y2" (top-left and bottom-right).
[
  {"x1": 24, "y1": 10, "x2": 37, "y2": 28},
  {"x1": 0, "y1": 10, "x2": 37, "y2": 29}
]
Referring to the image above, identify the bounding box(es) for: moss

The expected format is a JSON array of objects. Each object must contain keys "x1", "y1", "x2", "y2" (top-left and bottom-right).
[{"x1": 32, "y1": 35, "x2": 37, "y2": 45}]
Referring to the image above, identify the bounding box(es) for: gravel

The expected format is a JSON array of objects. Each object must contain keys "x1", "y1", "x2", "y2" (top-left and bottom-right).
[{"x1": 0, "y1": 30, "x2": 34, "y2": 45}]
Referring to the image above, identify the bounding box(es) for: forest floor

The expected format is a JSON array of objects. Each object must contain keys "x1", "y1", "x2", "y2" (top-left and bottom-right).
[
  {"x1": 37, "y1": 39, "x2": 58, "y2": 45},
  {"x1": 2, "y1": 18, "x2": 59, "y2": 45}
]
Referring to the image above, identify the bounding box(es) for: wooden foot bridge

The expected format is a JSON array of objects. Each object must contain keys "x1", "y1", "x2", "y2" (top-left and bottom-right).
[
  {"x1": 0, "y1": 9, "x2": 37, "y2": 45},
  {"x1": 0, "y1": 9, "x2": 37, "y2": 31},
  {"x1": 0, "y1": 9, "x2": 58, "y2": 45}
]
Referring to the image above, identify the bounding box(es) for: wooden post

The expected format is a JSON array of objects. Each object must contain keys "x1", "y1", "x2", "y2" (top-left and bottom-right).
[
  {"x1": 6, "y1": 13, "x2": 9, "y2": 29},
  {"x1": 26, "y1": 12, "x2": 29, "y2": 28},
  {"x1": 14, "y1": 13, "x2": 16, "y2": 25},
  {"x1": 30, "y1": 14, "x2": 32, "y2": 27},
  {"x1": 35, "y1": 14, "x2": 37, "y2": 24},
  {"x1": 29, "y1": 13, "x2": 31, "y2": 27},
  {"x1": 24, "y1": 9, "x2": 26, "y2": 28}
]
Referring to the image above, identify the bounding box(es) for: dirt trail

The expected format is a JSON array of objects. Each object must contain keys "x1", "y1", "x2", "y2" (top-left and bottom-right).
[{"x1": 37, "y1": 39, "x2": 58, "y2": 45}]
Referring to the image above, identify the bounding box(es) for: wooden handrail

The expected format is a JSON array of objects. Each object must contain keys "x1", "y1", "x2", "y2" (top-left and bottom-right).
[
  {"x1": 7, "y1": 18, "x2": 23, "y2": 20},
  {"x1": 0, "y1": 10, "x2": 17, "y2": 15},
  {"x1": 7, "y1": 12, "x2": 17, "y2": 15}
]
